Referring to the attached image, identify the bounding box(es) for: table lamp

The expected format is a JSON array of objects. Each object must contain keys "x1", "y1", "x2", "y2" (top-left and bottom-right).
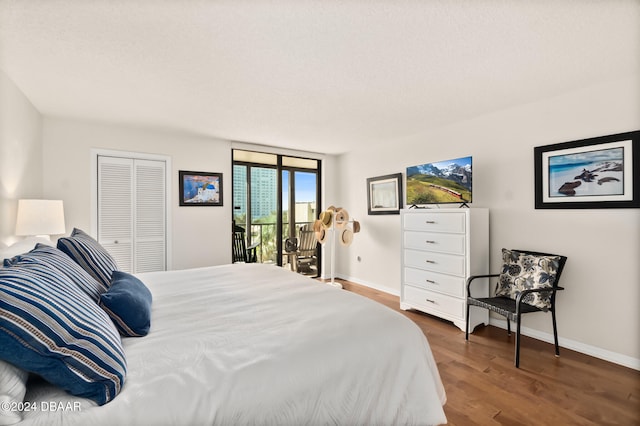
[{"x1": 15, "y1": 199, "x2": 66, "y2": 241}]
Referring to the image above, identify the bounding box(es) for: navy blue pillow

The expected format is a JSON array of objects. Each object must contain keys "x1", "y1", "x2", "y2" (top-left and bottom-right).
[
  {"x1": 57, "y1": 228, "x2": 119, "y2": 291},
  {"x1": 0, "y1": 261, "x2": 126, "y2": 405},
  {"x1": 100, "y1": 271, "x2": 152, "y2": 337}
]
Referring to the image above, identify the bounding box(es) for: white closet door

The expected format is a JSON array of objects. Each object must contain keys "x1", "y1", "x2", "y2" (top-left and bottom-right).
[
  {"x1": 97, "y1": 155, "x2": 167, "y2": 274},
  {"x1": 98, "y1": 156, "x2": 134, "y2": 272},
  {"x1": 134, "y1": 159, "x2": 166, "y2": 273}
]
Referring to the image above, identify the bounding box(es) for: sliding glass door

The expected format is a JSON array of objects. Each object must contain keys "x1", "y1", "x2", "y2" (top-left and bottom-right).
[
  {"x1": 284, "y1": 170, "x2": 317, "y2": 238},
  {"x1": 232, "y1": 150, "x2": 320, "y2": 276}
]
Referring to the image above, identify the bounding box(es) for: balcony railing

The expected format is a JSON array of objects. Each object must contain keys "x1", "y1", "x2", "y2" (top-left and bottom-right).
[{"x1": 247, "y1": 221, "x2": 314, "y2": 264}]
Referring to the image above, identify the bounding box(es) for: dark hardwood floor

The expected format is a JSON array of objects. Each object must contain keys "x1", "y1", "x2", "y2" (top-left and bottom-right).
[{"x1": 336, "y1": 279, "x2": 640, "y2": 426}]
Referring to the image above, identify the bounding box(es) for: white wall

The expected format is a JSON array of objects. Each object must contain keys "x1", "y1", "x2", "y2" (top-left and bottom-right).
[
  {"x1": 335, "y1": 76, "x2": 640, "y2": 368},
  {"x1": 42, "y1": 120, "x2": 337, "y2": 271},
  {"x1": 42, "y1": 118, "x2": 233, "y2": 269},
  {"x1": 0, "y1": 70, "x2": 43, "y2": 246},
  {"x1": 5, "y1": 66, "x2": 638, "y2": 368}
]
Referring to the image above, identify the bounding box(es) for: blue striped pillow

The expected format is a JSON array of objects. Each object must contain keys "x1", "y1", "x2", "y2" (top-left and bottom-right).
[
  {"x1": 0, "y1": 261, "x2": 127, "y2": 405},
  {"x1": 4, "y1": 244, "x2": 107, "y2": 302},
  {"x1": 57, "y1": 228, "x2": 119, "y2": 291}
]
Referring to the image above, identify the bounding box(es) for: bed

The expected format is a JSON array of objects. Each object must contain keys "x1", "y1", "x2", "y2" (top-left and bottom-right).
[{"x1": 0, "y1": 234, "x2": 447, "y2": 425}]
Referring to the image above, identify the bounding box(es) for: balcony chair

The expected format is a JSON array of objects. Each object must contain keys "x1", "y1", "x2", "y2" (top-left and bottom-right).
[
  {"x1": 295, "y1": 225, "x2": 318, "y2": 274},
  {"x1": 465, "y1": 249, "x2": 568, "y2": 368},
  {"x1": 232, "y1": 224, "x2": 259, "y2": 263}
]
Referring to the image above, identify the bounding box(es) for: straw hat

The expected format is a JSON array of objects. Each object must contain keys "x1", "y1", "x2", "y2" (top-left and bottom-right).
[
  {"x1": 334, "y1": 208, "x2": 349, "y2": 228},
  {"x1": 339, "y1": 228, "x2": 354, "y2": 246},
  {"x1": 315, "y1": 228, "x2": 329, "y2": 244},
  {"x1": 319, "y1": 210, "x2": 333, "y2": 228},
  {"x1": 352, "y1": 220, "x2": 361, "y2": 233}
]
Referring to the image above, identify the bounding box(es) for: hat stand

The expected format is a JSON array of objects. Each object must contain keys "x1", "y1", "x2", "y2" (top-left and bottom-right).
[
  {"x1": 315, "y1": 208, "x2": 359, "y2": 289},
  {"x1": 329, "y1": 215, "x2": 340, "y2": 288}
]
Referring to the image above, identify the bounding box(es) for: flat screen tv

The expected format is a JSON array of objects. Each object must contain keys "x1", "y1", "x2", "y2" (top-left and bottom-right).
[{"x1": 406, "y1": 156, "x2": 472, "y2": 206}]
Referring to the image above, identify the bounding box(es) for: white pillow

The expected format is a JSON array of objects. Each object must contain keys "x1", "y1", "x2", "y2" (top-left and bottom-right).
[
  {"x1": 0, "y1": 237, "x2": 52, "y2": 262},
  {"x1": 0, "y1": 360, "x2": 28, "y2": 426}
]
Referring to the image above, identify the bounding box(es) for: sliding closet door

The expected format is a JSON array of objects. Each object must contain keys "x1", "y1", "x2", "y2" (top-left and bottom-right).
[
  {"x1": 97, "y1": 155, "x2": 166, "y2": 273},
  {"x1": 98, "y1": 156, "x2": 134, "y2": 271},
  {"x1": 134, "y1": 159, "x2": 166, "y2": 273}
]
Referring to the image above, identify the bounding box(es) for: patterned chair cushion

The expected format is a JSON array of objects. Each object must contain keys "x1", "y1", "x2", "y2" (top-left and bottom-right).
[
  {"x1": 57, "y1": 228, "x2": 119, "y2": 291},
  {"x1": 494, "y1": 249, "x2": 562, "y2": 310}
]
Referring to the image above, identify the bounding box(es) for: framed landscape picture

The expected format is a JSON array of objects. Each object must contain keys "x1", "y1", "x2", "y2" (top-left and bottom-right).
[
  {"x1": 179, "y1": 171, "x2": 223, "y2": 206},
  {"x1": 367, "y1": 173, "x2": 402, "y2": 215},
  {"x1": 534, "y1": 131, "x2": 639, "y2": 209}
]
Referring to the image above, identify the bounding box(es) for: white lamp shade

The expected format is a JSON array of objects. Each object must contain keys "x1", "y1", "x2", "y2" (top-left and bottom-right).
[{"x1": 15, "y1": 199, "x2": 66, "y2": 237}]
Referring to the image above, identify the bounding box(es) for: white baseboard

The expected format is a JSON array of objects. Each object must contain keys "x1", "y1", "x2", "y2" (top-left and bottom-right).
[
  {"x1": 339, "y1": 275, "x2": 640, "y2": 371},
  {"x1": 336, "y1": 274, "x2": 400, "y2": 297},
  {"x1": 489, "y1": 318, "x2": 640, "y2": 371}
]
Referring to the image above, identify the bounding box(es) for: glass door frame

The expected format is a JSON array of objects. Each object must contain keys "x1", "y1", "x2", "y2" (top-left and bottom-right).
[{"x1": 232, "y1": 149, "x2": 322, "y2": 273}]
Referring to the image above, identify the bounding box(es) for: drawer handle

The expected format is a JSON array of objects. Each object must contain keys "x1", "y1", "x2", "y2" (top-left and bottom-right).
[
  {"x1": 425, "y1": 279, "x2": 437, "y2": 284},
  {"x1": 425, "y1": 240, "x2": 436, "y2": 244},
  {"x1": 425, "y1": 260, "x2": 436, "y2": 264},
  {"x1": 425, "y1": 220, "x2": 436, "y2": 224},
  {"x1": 426, "y1": 299, "x2": 436, "y2": 304}
]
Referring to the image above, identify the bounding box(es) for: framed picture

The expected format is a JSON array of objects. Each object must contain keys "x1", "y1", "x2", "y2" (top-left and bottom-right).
[
  {"x1": 179, "y1": 171, "x2": 223, "y2": 206},
  {"x1": 534, "y1": 130, "x2": 639, "y2": 209},
  {"x1": 367, "y1": 173, "x2": 403, "y2": 215}
]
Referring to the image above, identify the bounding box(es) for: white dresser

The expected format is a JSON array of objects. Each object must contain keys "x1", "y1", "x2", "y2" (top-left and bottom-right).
[{"x1": 400, "y1": 208, "x2": 489, "y2": 332}]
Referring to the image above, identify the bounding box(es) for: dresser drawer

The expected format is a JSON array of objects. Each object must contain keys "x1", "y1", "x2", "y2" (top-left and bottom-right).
[
  {"x1": 403, "y1": 285, "x2": 465, "y2": 319},
  {"x1": 404, "y1": 267, "x2": 465, "y2": 298},
  {"x1": 404, "y1": 231, "x2": 465, "y2": 255},
  {"x1": 403, "y1": 212, "x2": 466, "y2": 233},
  {"x1": 404, "y1": 249, "x2": 466, "y2": 276}
]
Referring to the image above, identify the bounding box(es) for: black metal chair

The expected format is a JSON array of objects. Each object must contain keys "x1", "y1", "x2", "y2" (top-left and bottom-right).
[
  {"x1": 232, "y1": 224, "x2": 259, "y2": 263},
  {"x1": 465, "y1": 249, "x2": 568, "y2": 368}
]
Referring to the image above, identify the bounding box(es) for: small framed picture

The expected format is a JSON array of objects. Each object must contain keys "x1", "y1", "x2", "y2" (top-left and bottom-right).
[
  {"x1": 179, "y1": 171, "x2": 223, "y2": 206},
  {"x1": 534, "y1": 131, "x2": 639, "y2": 209},
  {"x1": 367, "y1": 173, "x2": 403, "y2": 215}
]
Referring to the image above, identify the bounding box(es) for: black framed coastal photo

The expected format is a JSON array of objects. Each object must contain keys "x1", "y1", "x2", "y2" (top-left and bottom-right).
[
  {"x1": 534, "y1": 131, "x2": 639, "y2": 209},
  {"x1": 179, "y1": 171, "x2": 223, "y2": 206},
  {"x1": 367, "y1": 173, "x2": 403, "y2": 215}
]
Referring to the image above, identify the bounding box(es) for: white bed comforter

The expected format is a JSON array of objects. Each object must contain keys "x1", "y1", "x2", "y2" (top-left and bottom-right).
[{"x1": 21, "y1": 263, "x2": 446, "y2": 425}]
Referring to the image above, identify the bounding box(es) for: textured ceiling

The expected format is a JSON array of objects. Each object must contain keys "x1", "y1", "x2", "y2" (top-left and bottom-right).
[{"x1": 1, "y1": 1, "x2": 638, "y2": 154}]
